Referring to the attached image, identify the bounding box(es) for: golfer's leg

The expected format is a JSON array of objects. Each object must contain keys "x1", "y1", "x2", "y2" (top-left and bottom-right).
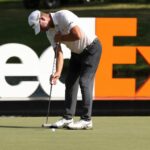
[
  {"x1": 63, "y1": 54, "x2": 80, "y2": 119},
  {"x1": 80, "y1": 40, "x2": 102, "y2": 120},
  {"x1": 79, "y1": 73, "x2": 94, "y2": 120}
]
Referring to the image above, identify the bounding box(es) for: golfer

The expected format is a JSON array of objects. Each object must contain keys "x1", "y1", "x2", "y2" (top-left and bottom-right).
[{"x1": 28, "y1": 10, "x2": 102, "y2": 129}]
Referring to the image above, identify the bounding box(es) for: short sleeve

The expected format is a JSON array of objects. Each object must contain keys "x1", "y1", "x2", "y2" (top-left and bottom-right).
[
  {"x1": 60, "y1": 10, "x2": 79, "y2": 32},
  {"x1": 68, "y1": 22, "x2": 78, "y2": 31}
]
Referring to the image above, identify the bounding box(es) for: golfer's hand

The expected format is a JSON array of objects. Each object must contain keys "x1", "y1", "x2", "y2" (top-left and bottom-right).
[
  {"x1": 50, "y1": 73, "x2": 60, "y2": 85},
  {"x1": 54, "y1": 32, "x2": 62, "y2": 43}
]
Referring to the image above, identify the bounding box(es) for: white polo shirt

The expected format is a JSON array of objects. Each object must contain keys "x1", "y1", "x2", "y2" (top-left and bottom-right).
[{"x1": 46, "y1": 10, "x2": 96, "y2": 54}]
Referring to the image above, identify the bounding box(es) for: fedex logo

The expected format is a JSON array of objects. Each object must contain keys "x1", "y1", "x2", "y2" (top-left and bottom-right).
[
  {"x1": 0, "y1": 18, "x2": 150, "y2": 100},
  {"x1": 95, "y1": 18, "x2": 150, "y2": 100}
]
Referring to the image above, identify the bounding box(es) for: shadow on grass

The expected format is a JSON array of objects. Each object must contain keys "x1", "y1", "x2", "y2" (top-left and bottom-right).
[
  {"x1": 0, "y1": 125, "x2": 42, "y2": 129},
  {"x1": 0, "y1": 125, "x2": 76, "y2": 131}
]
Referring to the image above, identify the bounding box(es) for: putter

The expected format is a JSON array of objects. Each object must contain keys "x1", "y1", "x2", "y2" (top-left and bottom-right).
[
  {"x1": 41, "y1": 83, "x2": 53, "y2": 128},
  {"x1": 42, "y1": 44, "x2": 58, "y2": 128}
]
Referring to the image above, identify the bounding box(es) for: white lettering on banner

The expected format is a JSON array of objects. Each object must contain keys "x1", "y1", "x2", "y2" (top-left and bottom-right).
[
  {"x1": 0, "y1": 43, "x2": 39, "y2": 97},
  {"x1": 0, "y1": 44, "x2": 82, "y2": 99},
  {"x1": 0, "y1": 18, "x2": 95, "y2": 99}
]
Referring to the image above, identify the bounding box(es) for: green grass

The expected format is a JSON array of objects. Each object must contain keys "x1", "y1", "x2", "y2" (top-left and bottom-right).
[
  {"x1": 62, "y1": 3, "x2": 150, "y2": 10},
  {"x1": 0, "y1": 116, "x2": 150, "y2": 150}
]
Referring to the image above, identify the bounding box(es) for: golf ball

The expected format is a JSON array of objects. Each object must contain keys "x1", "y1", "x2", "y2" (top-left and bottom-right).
[{"x1": 51, "y1": 128, "x2": 56, "y2": 132}]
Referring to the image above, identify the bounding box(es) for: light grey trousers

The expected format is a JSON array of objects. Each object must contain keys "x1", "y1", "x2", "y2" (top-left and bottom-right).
[{"x1": 63, "y1": 38, "x2": 102, "y2": 120}]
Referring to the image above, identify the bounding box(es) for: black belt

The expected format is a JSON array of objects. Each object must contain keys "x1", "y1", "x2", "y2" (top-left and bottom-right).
[{"x1": 83, "y1": 38, "x2": 98, "y2": 52}]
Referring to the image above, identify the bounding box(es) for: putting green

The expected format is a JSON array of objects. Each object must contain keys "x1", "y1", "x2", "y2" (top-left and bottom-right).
[{"x1": 0, "y1": 116, "x2": 150, "y2": 150}]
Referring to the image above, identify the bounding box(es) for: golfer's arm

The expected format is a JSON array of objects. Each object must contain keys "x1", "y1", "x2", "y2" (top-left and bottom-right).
[
  {"x1": 55, "y1": 46, "x2": 64, "y2": 77},
  {"x1": 61, "y1": 25, "x2": 82, "y2": 41}
]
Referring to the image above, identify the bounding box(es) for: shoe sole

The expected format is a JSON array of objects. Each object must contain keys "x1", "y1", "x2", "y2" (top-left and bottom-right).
[
  {"x1": 67, "y1": 126, "x2": 93, "y2": 130},
  {"x1": 49, "y1": 123, "x2": 73, "y2": 129}
]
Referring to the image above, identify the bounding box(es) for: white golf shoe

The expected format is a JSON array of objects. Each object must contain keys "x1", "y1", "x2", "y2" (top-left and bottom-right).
[
  {"x1": 67, "y1": 120, "x2": 93, "y2": 130},
  {"x1": 50, "y1": 118, "x2": 73, "y2": 128}
]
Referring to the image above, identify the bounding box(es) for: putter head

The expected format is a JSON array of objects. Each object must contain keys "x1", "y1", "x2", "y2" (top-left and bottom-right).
[{"x1": 42, "y1": 123, "x2": 52, "y2": 128}]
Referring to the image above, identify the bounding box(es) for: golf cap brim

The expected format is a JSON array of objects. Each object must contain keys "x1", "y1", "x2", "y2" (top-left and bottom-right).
[
  {"x1": 33, "y1": 22, "x2": 40, "y2": 35},
  {"x1": 28, "y1": 10, "x2": 41, "y2": 35}
]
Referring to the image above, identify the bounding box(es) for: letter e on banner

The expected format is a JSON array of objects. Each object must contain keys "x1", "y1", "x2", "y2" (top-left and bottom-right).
[{"x1": 0, "y1": 43, "x2": 39, "y2": 97}]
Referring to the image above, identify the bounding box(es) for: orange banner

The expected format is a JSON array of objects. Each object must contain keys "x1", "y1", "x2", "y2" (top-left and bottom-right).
[{"x1": 95, "y1": 18, "x2": 150, "y2": 100}]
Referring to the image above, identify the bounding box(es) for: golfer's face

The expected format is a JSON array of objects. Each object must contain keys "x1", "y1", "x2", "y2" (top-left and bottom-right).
[{"x1": 39, "y1": 18, "x2": 49, "y2": 32}]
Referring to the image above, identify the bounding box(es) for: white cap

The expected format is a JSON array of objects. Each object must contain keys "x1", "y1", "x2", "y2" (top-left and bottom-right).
[{"x1": 28, "y1": 10, "x2": 41, "y2": 35}]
